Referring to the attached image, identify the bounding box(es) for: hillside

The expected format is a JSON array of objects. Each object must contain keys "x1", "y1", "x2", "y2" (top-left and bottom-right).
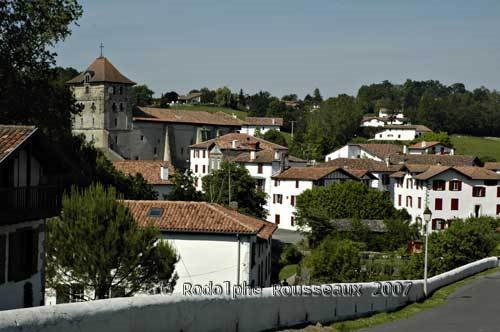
[
  {"x1": 174, "y1": 104, "x2": 248, "y2": 120},
  {"x1": 451, "y1": 135, "x2": 500, "y2": 161}
]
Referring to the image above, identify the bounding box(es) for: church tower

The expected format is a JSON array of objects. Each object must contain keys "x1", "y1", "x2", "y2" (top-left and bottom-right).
[{"x1": 66, "y1": 55, "x2": 135, "y2": 158}]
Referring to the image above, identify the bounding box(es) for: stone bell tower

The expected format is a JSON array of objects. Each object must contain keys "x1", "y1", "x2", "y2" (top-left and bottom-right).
[{"x1": 66, "y1": 49, "x2": 136, "y2": 159}]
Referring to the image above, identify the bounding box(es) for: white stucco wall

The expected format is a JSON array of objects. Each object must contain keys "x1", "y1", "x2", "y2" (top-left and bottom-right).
[
  {"x1": 270, "y1": 179, "x2": 313, "y2": 230},
  {"x1": 240, "y1": 125, "x2": 280, "y2": 136},
  {"x1": 0, "y1": 219, "x2": 44, "y2": 311},
  {"x1": 1, "y1": 257, "x2": 496, "y2": 332},
  {"x1": 408, "y1": 144, "x2": 454, "y2": 155},
  {"x1": 324, "y1": 145, "x2": 380, "y2": 162},
  {"x1": 190, "y1": 148, "x2": 210, "y2": 191},
  {"x1": 374, "y1": 128, "x2": 419, "y2": 141}
]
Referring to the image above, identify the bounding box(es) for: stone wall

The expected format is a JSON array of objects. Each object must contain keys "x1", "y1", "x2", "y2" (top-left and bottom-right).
[{"x1": 0, "y1": 257, "x2": 497, "y2": 332}]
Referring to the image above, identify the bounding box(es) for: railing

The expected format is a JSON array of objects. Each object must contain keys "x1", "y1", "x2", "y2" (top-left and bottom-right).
[{"x1": 0, "y1": 185, "x2": 62, "y2": 223}]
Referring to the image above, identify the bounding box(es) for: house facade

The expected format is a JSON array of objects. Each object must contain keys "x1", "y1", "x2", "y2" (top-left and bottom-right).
[
  {"x1": 408, "y1": 141, "x2": 454, "y2": 155},
  {"x1": 392, "y1": 165, "x2": 500, "y2": 231},
  {"x1": 324, "y1": 143, "x2": 403, "y2": 162},
  {"x1": 373, "y1": 125, "x2": 432, "y2": 141},
  {"x1": 0, "y1": 126, "x2": 64, "y2": 310},
  {"x1": 240, "y1": 117, "x2": 283, "y2": 136},
  {"x1": 113, "y1": 160, "x2": 176, "y2": 199},
  {"x1": 124, "y1": 201, "x2": 276, "y2": 292}
]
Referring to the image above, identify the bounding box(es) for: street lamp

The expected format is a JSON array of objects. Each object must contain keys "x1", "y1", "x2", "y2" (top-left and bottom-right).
[{"x1": 423, "y1": 207, "x2": 432, "y2": 297}]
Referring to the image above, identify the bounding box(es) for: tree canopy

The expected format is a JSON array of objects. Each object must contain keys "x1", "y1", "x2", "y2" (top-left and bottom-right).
[
  {"x1": 46, "y1": 184, "x2": 178, "y2": 300},
  {"x1": 167, "y1": 169, "x2": 203, "y2": 201},
  {"x1": 131, "y1": 85, "x2": 154, "y2": 108}
]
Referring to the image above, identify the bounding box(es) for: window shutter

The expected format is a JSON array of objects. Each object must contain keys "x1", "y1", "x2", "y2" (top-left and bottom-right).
[
  {"x1": 435, "y1": 198, "x2": 442, "y2": 210},
  {"x1": 432, "y1": 220, "x2": 437, "y2": 230}
]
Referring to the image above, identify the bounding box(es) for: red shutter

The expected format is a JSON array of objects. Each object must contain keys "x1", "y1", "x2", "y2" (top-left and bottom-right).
[
  {"x1": 398, "y1": 195, "x2": 402, "y2": 206},
  {"x1": 291, "y1": 196, "x2": 295, "y2": 206},
  {"x1": 497, "y1": 204, "x2": 500, "y2": 215},
  {"x1": 291, "y1": 216, "x2": 295, "y2": 226},
  {"x1": 275, "y1": 215, "x2": 280, "y2": 225},
  {"x1": 435, "y1": 198, "x2": 442, "y2": 210},
  {"x1": 497, "y1": 187, "x2": 500, "y2": 197},
  {"x1": 440, "y1": 220, "x2": 446, "y2": 229},
  {"x1": 432, "y1": 219, "x2": 437, "y2": 230},
  {"x1": 195, "y1": 165, "x2": 198, "y2": 172},
  {"x1": 418, "y1": 197, "x2": 422, "y2": 209},
  {"x1": 457, "y1": 181, "x2": 462, "y2": 191},
  {"x1": 295, "y1": 180, "x2": 299, "y2": 188},
  {"x1": 451, "y1": 199, "x2": 459, "y2": 210},
  {"x1": 273, "y1": 195, "x2": 276, "y2": 204}
]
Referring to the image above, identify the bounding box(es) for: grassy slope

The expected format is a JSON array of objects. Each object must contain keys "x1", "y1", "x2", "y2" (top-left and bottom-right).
[
  {"x1": 451, "y1": 135, "x2": 500, "y2": 161},
  {"x1": 174, "y1": 104, "x2": 248, "y2": 120},
  {"x1": 279, "y1": 264, "x2": 298, "y2": 280}
]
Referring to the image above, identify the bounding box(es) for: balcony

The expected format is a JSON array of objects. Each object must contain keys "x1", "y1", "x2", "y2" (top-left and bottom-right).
[{"x1": 0, "y1": 185, "x2": 62, "y2": 224}]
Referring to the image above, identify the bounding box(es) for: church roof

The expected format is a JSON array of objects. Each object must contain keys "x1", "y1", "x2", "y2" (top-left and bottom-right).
[
  {"x1": 134, "y1": 107, "x2": 243, "y2": 127},
  {"x1": 66, "y1": 57, "x2": 135, "y2": 85}
]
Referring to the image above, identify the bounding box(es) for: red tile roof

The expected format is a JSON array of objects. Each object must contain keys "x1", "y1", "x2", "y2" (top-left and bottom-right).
[
  {"x1": 189, "y1": 132, "x2": 286, "y2": 150},
  {"x1": 230, "y1": 150, "x2": 305, "y2": 163},
  {"x1": 66, "y1": 57, "x2": 135, "y2": 85},
  {"x1": 0, "y1": 125, "x2": 37, "y2": 163},
  {"x1": 123, "y1": 200, "x2": 276, "y2": 239},
  {"x1": 272, "y1": 166, "x2": 361, "y2": 181},
  {"x1": 382, "y1": 124, "x2": 432, "y2": 132},
  {"x1": 484, "y1": 162, "x2": 500, "y2": 171},
  {"x1": 244, "y1": 117, "x2": 283, "y2": 126},
  {"x1": 409, "y1": 141, "x2": 446, "y2": 149},
  {"x1": 414, "y1": 166, "x2": 500, "y2": 180},
  {"x1": 354, "y1": 143, "x2": 403, "y2": 159},
  {"x1": 134, "y1": 107, "x2": 243, "y2": 126},
  {"x1": 322, "y1": 158, "x2": 402, "y2": 172},
  {"x1": 113, "y1": 160, "x2": 175, "y2": 185},
  {"x1": 389, "y1": 154, "x2": 477, "y2": 166}
]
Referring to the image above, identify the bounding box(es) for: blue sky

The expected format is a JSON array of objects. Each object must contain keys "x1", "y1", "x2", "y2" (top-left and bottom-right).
[{"x1": 55, "y1": 0, "x2": 500, "y2": 98}]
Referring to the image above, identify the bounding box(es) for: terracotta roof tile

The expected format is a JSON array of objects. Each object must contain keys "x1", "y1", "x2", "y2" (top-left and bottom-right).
[
  {"x1": 382, "y1": 124, "x2": 432, "y2": 132},
  {"x1": 414, "y1": 166, "x2": 500, "y2": 180},
  {"x1": 0, "y1": 125, "x2": 37, "y2": 163},
  {"x1": 66, "y1": 57, "x2": 135, "y2": 85},
  {"x1": 272, "y1": 166, "x2": 358, "y2": 181},
  {"x1": 244, "y1": 117, "x2": 283, "y2": 126},
  {"x1": 354, "y1": 143, "x2": 403, "y2": 159},
  {"x1": 389, "y1": 154, "x2": 477, "y2": 166},
  {"x1": 113, "y1": 160, "x2": 175, "y2": 185},
  {"x1": 409, "y1": 141, "x2": 447, "y2": 149},
  {"x1": 322, "y1": 158, "x2": 402, "y2": 172},
  {"x1": 231, "y1": 150, "x2": 305, "y2": 163},
  {"x1": 123, "y1": 200, "x2": 276, "y2": 239},
  {"x1": 134, "y1": 107, "x2": 243, "y2": 126},
  {"x1": 484, "y1": 162, "x2": 500, "y2": 171},
  {"x1": 189, "y1": 132, "x2": 286, "y2": 150}
]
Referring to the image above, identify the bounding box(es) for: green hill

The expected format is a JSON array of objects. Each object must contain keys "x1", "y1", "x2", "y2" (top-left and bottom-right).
[{"x1": 451, "y1": 135, "x2": 500, "y2": 161}]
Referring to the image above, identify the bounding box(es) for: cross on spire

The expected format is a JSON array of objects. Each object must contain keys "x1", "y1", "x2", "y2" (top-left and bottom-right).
[{"x1": 99, "y1": 42, "x2": 104, "y2": 57}]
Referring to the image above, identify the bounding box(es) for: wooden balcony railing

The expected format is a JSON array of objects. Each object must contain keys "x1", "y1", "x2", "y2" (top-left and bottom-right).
[{"x1": 0, "y1": 185, "x2": 62, "y2": 224}]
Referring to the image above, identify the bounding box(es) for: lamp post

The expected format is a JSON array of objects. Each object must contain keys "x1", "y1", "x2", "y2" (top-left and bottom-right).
[{"x1": 423, "y1": 207, "x2": 432, "y2": 297}]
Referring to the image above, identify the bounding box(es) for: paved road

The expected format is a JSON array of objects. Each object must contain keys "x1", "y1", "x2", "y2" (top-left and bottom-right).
[
  {"x1": 273, "y1": 229, "x2": 305, "y2": 244},
  {"x1": 362, "y1": 269, "x2": 500, "y2": 332}
]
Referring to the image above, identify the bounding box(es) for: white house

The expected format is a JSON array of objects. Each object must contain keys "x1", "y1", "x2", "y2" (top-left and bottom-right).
[
  {"x1": 324, "y1": 143, "x2": 403, "y2": 162},
  {"x1": 269, "y1": 167, "x2": 376, "y2": 230},
  {"x1": 177, "y1": 92, "x2": 202, "y2": 104},
  {"x1": 361, "y1": 108, "x2": 406, "y2": 127},
  {"x1": 392, "y1": 165, "x2": 500, "y2": 232},
  {"x1": 373, "y1": 125, "x2": 432, "y2": 141},
  {"x1": 0, "y1": 125, "x2": 64, "y2": 310},
  {"x1": 189, "y1": 133, "x2": 305, "y2": 219},
  {"x1": 113, "y1": 160, "x2": 175, "y2": 199},
  {"x1": 240, "y1": 117, "x2": 283, "y2": 136},
  {"x1": 124, "y1": 200, "x2": 276, "y2": 292},
  {"x1": 408, "y1": 141, "x2": 454, "y2": 155}
]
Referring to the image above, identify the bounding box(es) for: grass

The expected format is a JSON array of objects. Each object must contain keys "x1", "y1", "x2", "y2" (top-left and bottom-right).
[
  {"x1": 279, "y1": 264, "x2": 298, "y2": 281},
  {"x1": 324, "y1": 266, "x2": 500, "y2": 332},
  {"x1": 451, "y1": 135, "x2": 500, "y2": 161},
  {"x1": 174, "y1": 104, "x2": 248, "y2": 119}
]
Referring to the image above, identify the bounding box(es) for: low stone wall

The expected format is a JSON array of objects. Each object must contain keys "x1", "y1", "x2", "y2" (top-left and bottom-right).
[{"x1": 0, "y1": 257, "x2": 497, "y2": 332}]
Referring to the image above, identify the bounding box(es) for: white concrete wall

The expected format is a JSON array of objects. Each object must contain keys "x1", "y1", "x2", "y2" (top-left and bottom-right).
[
  {"x1": 240, "y1": 125, "x2": 280, "y2": 136},
  {"x1": 374, "y1": 128, "x2": 418, "y2": 141},
  {"x1": 244, "y1": 162, "x2": 273, "y2": 216},
  {"x1": 361, "y1": 119, "x2": 386, "y2": 127},
  {"x1": 0, "y1": 257, "x2": 496, "y2": 332},
  {"x1": 324, "y1": 145, "x2": 381, "y2": 162},
  {"x1": 270, "y1": 179, "x2": 313, "y2": 230},
  {"x1": 190, "y1": 148, "x2": 210, "y2": 191},
  {"x1": 408, "y1": 145, "x2": 454, "y2": 155},
  {"x1": 0, "y1": 219, "x2": 44, "y2": 311}
]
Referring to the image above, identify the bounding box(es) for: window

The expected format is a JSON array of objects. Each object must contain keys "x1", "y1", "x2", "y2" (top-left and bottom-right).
[
  {"x1": 418, "y1": 197, "x2": 422, "y2": 209},
  {"x1": 273, "y1": 194, "x2": 282, "y2": 204},
  {"x1": 433, "y1": 180, "x2": 446, "y2": 191},
  {"x1": 449, "y1": 180, "x2": 462, "y2": 191},
  {"x1": 140, "y1": 135, "x2": 144, "y2": 141},
  {"x1": 202, "y1": 150, "x2": 206, "y2": 158},
  {"x1": 202, "y1": 165, "x2": 206, "y2": 173},
  {"x1": 119, "y1": 86, "x2": 123, "y2": 95},
  {"x1": 472, "y1": 186, "x2": 485, "y2": 197},
  {"x1": 497, "y1": 204, "x2": 500, "y2": 215},
  {"x1": 257, "y1": 163, "x2": 263, "y2": 174},
  {"x1": 295, "y1": 180, "x2": 299, "y2": 188},
  {"x1": 451, "y1": 198, "x2": 459, "y2": 211},
  {"x1": 275, "y1": 214, "x2": 280, "y2": 225},
  {"x1": 251, "y1": 244, "x2": 255, "y2": 267},
  {"x1": 498, "y1": 187, "x2": 500, "y2": 197},
  {"x1": 153, "y1": 147, "x2": 157, "y2": 155},
  {"x1": 382, "y1": 174, "x2": 390, "y2": 185},
  {"x1": 85, "y1": 86, "x2": 90, "y2": 94},
  {"x1": 115, "y1": 136, "x2": 118, "y2": 144},
  {"x1": 432, "y1": 219, "x2": 437, "y2": 230},
  {"x1": 406, "y1": 179, "x2": 413, "y2": 189},
  {"x1": 92, "y1": 117, "x2": 95, "y2": 126},
  {"x1": 274, "y1": 179, "x2": 279, "y2": 187},
  {"x1": 112, "y1": 103, "x2": 117, "y2": 112},
  {"x1": 195, "y1": 150, "x2": 199, "y2": 158},
  {"x1": 406, "y1": 196, "x2": 412, "y2": 208},
  {"x1": 8, "y1": 228, "x2": 38, "y2": 282},
  {"x1": 80, "y1": 117, "x2": 83, "y2": 127},
  {"x1": 112, "y1": 86, "x2": 116, "y2": 95},
  {"x1": 290, "y1": 195, "x2": 295, "y2": 206},
  {"x1": 114, "y1": 118, "x2": 118, "y2": 127},
  {"x1": 291, "y1": 216, "x2": 295, "y2": 226},
  {"x1": 148, "y1": 208, "x2": 164, "y2": 217},
  {"x1": 195, "y1": 165, "x2": 198, "y2": 172},
  {"x1": 0, "y1": 234, "x2": 5, "y2": 284},
  {"x1": 119, "y1": 103, "x2": 124, "y2": 111},
  {"x1": 435, "y1": 198, "x2": 443, "y2": 210},
  {"x1": 398, "y1": 194, "x2": 402, "y2": 206}
]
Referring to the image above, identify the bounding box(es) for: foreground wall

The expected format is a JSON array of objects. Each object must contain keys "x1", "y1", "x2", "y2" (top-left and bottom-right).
[{"x1": 0, "y1": 257, "x2": 497, "y2": 332}]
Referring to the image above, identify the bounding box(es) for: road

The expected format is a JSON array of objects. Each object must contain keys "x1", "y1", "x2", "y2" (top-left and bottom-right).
[{"x1": 362, "y1": 269, "x2": 500, "y2": 332}]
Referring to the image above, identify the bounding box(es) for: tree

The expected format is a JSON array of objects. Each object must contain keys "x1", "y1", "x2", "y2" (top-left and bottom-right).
[
  {"x1": 0, "y1": 0, "x2": 83, "y2": 140},
  {"x1": 131, "y1": 85, "x2": 154, "y2": 108},
  {"x1": 200, "y1": 87, "x2": 216, "y2": 104},
  {"x1": 296, "y1": 181, "x2": 400, "y2": 245},
  {"x1": 215, "y1": 86, "x2": 233, "y2": 107},
  {"x1": 46, "y1": 184, "x2": 178, "y2": 300},
  {"x1": 167, "y1": 169, "x2": 203, "y2": 201},
  {"x1": 312, "y1": 88, "x2": 323, "y2": 104},
  {"x1": 412, "y1": 131, "x2": 453, "y2": 147},
  {"x1": 257, "y1": 129, "x2": 288, "y2": 147},
  {"x1": 160, "y1": 91, "x2": 178, "y2": 107},
  {"x1": 202, "y1": 162, "x2": 267, "y2": 219},
  {"x1": 306, "y1": 237, "x2": 364, "y2": 283}
]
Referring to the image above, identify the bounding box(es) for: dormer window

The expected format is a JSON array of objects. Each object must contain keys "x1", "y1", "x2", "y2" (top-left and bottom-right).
[
  {"x1": 84, "y1": 73, "x2": 90, "y2": 83},
  {"x1": 148, "y1": 208, "x2": 163, "y2": 217},
  {"x1": 119, "y1": 103, "x2": 124, "y2": 111}
]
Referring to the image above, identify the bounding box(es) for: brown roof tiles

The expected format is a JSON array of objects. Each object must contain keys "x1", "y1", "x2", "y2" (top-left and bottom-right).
[
  {"x1": 134, "y1": 107, "x2": 243, "y2": 127},
  {"x1": 190, "y1": 132, "x2": 286, "y2": 150},
  {"x1": 382, "y1": 124, "x2": 432, "y2": 132},
  {"x1": 66, "y1": 57, "x2": 135, "y2": 85},
  {"x1": 355, "y1": 143, "x2": 403, "y2": 159},
  {"x1": 484, "y1": 162, "x2": 500, "y2": 171},
  {"x1": 389, "y1": 154, "x2": 477, "y2": 166},
  {"x1": 113, "y1": 160, "x2": 175, "y2": 185},
  {"x1": 0, "y1": 125, "x2": 37, "y2": 163},
  {"x1": 244, "y1": 117, "x2": 283, "y2": 126},
  {"x1": 414, "y1": 166, "x2": 500, "y2": 180},
  {"x1": 272, "y1": 166, "x2": 359, "y2": 181},
  {"x1": 123, "y1": 200, "x2": 276, "y2": 239}
]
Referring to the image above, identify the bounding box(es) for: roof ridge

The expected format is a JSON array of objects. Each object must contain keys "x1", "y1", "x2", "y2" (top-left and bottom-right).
[{"x1": 205, "y1": 203, "x2": 258, "y2": 233}]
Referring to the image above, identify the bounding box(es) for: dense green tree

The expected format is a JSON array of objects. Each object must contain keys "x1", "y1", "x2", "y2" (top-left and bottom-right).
[
  {"x1": 257, "y1": 129, "x2": 288, "y2": 147},
  {"x1": 282, "y1": 94, "x2": 298, "y2": 101},
  {"x1": 131, "y1": 85, "x2": 154, "y2": 108},
  {"x1": 160, "y1": 91, "x2": 178, "y2": 107},
  {"x1": 412, "y1": 131, "x2": 453, "y2": 147},
  {"x1": 312, "y1": 88, "x2": 323, "y2": 104},
  {"x1": 200, "y1": 87, "x2": 216, "y2": 104},
  {"x1": 296, "y1": 181, "x2": 401, "y2": 245},
  {"x1": 202, "y1": 162, "x2": 267, "y2": 219},
  {"x1": 215, "y1": 86, "x2": 233, "y2": 107},
  {"x1": 167, "y1": 169, "x2": 202, "y2": 201},
  {"x1": 247, "y1": 91, "x2": 273, "y2": 117},
  {"x1": 46, "y1": 184, "x2": 178, "y2": 300},
  {"x1": 0, "y1": 0, "x2": 83, "y2": 140},
  {"x1": 306, "y1": 237, "x2": 364, "y2": 283}
]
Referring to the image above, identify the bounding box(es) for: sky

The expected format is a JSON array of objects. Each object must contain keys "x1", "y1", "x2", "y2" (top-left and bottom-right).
[{"x1": 55, "y1": 0, "x2": 500, "y2": 98}]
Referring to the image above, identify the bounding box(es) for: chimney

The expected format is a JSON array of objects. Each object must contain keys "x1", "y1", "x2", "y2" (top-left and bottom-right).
[
  {"x1": 160, "y1": 164, "x2": 169, "y2": 180},
  {"x1": 272, "y1": 118, "x2": 275, "y2": 125},
  {"x1": 385, "y1": 157, "x2": 390, "y2": 168},
  {"x1": 274, "y1": 150, "x2": 280, "y2": 160},
  {"x1": 250, "y1": 150, "x2": 256, "y2": 160},
  {"x1": 232, "y1": 140, "x2": 238, "y2": 149},
  {"x1": 403, "y1": 145, "x2": 408, "y2": 155},
  {"x1": 422, "y1": 141, "x2": 427, "y2": 148}
]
